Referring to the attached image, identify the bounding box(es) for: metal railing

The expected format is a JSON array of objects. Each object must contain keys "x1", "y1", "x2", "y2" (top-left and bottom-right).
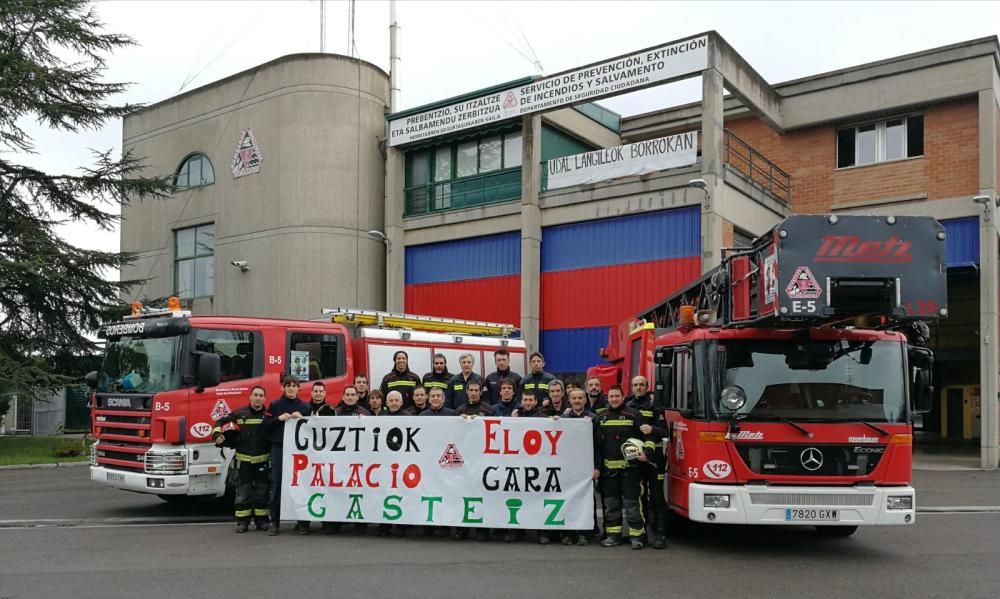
[
  {"x1": 724, "y1": 129, "x2": 791, "y2": 203},
  {"x1": 405, "y1": 168, "x2": 521, "y2": 216}
]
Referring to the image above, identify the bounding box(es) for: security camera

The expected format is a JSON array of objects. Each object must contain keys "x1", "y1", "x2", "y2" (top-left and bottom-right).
[{"x1": 230, "y1": 260, "x2": 249, "y2": 272}]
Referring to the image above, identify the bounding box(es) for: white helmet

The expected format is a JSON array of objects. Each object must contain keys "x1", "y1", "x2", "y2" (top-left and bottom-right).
[{"x1": 621, "y1": 438, "x2": 645, "y2": 461}]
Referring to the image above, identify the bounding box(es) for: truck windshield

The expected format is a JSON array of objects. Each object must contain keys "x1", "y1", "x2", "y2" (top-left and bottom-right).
[
  {"x1": 98, "y1": 335, "x2": 183, "y2": 393},
  {"x1": 715, "y1": 339, "x2": 906, "y2": 423}
]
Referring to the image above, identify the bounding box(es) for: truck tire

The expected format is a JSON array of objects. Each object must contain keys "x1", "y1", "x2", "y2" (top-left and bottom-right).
[{"x1": 815, "y1": 525, "x2": 858, "y2": 538}]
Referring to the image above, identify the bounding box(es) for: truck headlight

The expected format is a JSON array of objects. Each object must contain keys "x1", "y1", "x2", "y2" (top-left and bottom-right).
[
  {"x1": 887, "y1": 495, "x2": 913, "y2": 510},
  {"x1": 704, "y1": 494, "x2": 731, "y2": 508}
]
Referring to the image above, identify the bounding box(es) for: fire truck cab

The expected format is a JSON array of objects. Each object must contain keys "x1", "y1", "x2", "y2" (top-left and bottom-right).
[
  {"x1": 87, "y1": 308, "x2": 526, "y2": 500},
  {"x1": 590, "y1": 215, "x2": 944, "y2": 536}
]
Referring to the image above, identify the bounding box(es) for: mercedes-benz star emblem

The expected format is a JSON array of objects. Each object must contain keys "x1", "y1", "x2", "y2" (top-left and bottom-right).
[{"x1": 800, "y1": 447, "x2": 823, "y2": 471}]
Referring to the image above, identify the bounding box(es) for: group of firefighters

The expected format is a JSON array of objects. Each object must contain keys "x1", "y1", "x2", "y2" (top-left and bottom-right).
[{"x1": 212, "y1": 348, "x2": 669, "y2": 550}]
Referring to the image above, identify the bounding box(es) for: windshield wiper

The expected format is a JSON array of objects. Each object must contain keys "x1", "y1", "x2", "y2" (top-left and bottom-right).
[
  {"x1": 741, "y1": 415, "x2": 814, "y2": 438},
  {"x1": 819, "y1": 418, "x2": 890, "y2": 437}
]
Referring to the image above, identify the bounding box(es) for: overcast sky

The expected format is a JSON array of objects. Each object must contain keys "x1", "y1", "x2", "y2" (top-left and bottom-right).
[{"x1": 24, "y1": 0, "x2": 1000, "y2": 268}]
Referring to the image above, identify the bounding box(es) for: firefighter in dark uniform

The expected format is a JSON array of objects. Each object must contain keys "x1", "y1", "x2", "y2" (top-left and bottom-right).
[
  {"x1": 380, "y1": 350, "x2": 422, "y2": 408},
  {"x1": 485, "y1": 348, "x2": 522, "y2": 407},
  {"x1": 316, "y1": 386, "x2": 370, "y2": 536},
  {"x1": 455, "y1": 379, "x2": 495, "y2": 417},
  {"x1": 594, "y1": 384, "x2": 650, "y2": 550},
  {"x1": 422, "y1": 353, "x2": 452, "y2": 400},
  {"x1": 445, "y1": 353, "x2": 486, "y2": 409},
  {"x1": 520, "y1": 352, "x2": 555, "y2": 406},
  {"x1": 307, "y1": 381, "x2": 328, "y2": 415},
  {"x1": 264, "y1": 375, "x2": 310, "y2": 535},
  {"x1": 213, "y1": 385, "x2": 271, "y2": 533},
  {"x1": 626, "y1": 375, "x2": 668, "y2": 550}
]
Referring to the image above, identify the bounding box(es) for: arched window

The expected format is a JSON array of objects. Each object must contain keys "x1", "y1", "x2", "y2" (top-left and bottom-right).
[{"x1": 173, "y1": 153, "x2": 215, "y2": 190}]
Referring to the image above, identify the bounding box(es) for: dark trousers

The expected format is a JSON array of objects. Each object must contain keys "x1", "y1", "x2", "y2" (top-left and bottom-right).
[
  {"x1": 235, "y1": 458, "x2": 270, "y2": 523},
  {"x1": 599, "y1": 468, "x2": 645, "y2": 539},
  {"x1": 639, "y1": 462, "x2": 668, "y2": 536}
]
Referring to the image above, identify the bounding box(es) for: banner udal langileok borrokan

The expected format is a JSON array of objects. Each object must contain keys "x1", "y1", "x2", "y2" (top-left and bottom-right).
[{"x1": 281, "y1": 416, "x2": 595, "y2": 529}]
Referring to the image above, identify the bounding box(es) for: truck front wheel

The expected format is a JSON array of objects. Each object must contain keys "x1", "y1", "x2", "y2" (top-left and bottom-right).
[
  {"x1": 815, "y1": 525, "x2": 858, "y2": 538},
  {"x1": 157, "y1": 494, "x2": 194, "y2": 504}
]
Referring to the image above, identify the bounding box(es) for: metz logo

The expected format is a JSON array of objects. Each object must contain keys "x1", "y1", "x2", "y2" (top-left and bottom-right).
[{"x1": 814, "y1": 235, "x2": 912, "y2": 263}]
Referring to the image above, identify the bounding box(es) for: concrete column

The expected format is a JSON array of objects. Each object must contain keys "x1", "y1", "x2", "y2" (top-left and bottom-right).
[
  {"x1": 700, "y1": 67, "x2": 726, "y2": 273},
  {"x1": 520, "y1": 114, "x2": 542, "y2": 352},
  {"x1": 385, "y1": 145, "x2": 405, "y2": 312},
  {"x1": 978, "y1": 88, "x2": 999, "y2": 469}
]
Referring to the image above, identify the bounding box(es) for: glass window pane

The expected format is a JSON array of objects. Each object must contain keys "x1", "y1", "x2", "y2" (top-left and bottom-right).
[
  {"x1": 200, "y1": 155, "x2": 215, "y2": 185},
  {"x1": 196, "y1": 224, "x2": 215, "y2": 256},
  {"x1": 504, "y1": 133, "x2": 522, "y2": 168},
  {"x1": 176, "y1": 259, "x2": 194, "y2": 299},
  {"x1": 188, "y1": 156, "x2": 202, "y2": 186},
  {"x1": 289, "y1": 332, "x2": 344, "y2": 381},
  {"x1": 885, "y1": 119, "x2": 905, "y2": 161},
  {"x1": 435, "y1": 183, "x2": 451, "y2": 210},
  {"x1": 837, "y1": 128, "x2": 855, "y2": 168},
  {"x1": 907, "y1": 116, "x2": 923, "y2": 157},
  {"x1": 194, "y1": 256, "x2": 214, "y2": 297},
  {"x1": 479, "y1": 136, "x2": 502, "y2": 172},
  {"x1": 176, "y1": 228, "x2": 196, "y2": 259},
  {"x1": 409, "y1": 152, "x2": 428, "y2": 185},
  {"x1": 856, "y1": 125, "x2": 876, "y2": 165},
  {"x1": 434, "y1": 147, "x2": 452, "y2": 181},
  {"x1": 174, "y1": 161, "x2": 189, "y2": 190},
  {"x1": 407, "y1": 188, "x2": 428, "y2": 214},
  {"x1": 457, "y1": 141, "x2": 478, "y2": 177}
]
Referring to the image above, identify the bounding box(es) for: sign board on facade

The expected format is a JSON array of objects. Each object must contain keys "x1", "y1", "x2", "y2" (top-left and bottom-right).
[
  {"x1": 231, "y1": 128, "x2": 262, "y2": 177},
  {"x1": 281, "y1": 416, "x2": 594, "y2": 529},
  {"x1": 388, "y1": 35, "x2": 709, "y2": 147},
  {"x1": 546, "y1": 131, "x2": 698, "y2": 189}
]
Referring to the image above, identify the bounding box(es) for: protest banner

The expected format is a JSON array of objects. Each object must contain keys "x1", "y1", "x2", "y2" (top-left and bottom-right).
[{"x1": 280, "y1": 416, "x2": 595, "y2": 530}]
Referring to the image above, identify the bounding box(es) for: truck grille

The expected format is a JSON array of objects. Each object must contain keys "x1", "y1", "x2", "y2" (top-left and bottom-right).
[
  {"x1": 749, "y1": 492, "x2": 874, "y2": 506},
  {"x1": 735, "y1": 444, "x2": 887, "y2": 476},
  {"x1": 144, "y1": 451, "x2": 187, "y2": 475},
  {"x1": 93, "y1": 393, "x2": 154, "y2": 471}
]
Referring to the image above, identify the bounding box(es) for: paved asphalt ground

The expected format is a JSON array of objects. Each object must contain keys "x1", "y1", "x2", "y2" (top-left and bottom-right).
[{"x1": 1, "y1": 466, "x2": 998, "y2": 599}]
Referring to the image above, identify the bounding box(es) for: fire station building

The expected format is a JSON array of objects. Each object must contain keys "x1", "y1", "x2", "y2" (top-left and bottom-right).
[{"x1": 121, "y1": 33, "x2": 1000, "y2": 466}]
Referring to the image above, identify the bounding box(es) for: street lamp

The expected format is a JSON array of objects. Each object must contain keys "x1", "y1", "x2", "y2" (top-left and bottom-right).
[{"x1": 367, "y1": 229, "x2": 391, "y2": 249}]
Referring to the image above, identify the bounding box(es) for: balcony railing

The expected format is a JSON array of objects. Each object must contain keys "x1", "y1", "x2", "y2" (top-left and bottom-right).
[
  {"x1": 405, "y1": 168, "x2": 521, "y2": 216},
  {"x1": 724, "y1": 129, "x2": 790, "y2": 203}
]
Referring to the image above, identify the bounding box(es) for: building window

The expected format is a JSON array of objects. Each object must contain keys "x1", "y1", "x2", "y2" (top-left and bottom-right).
[
  {"x1": 405, "y1": 130, "x2": 525, "y2": 215},
  {"x1": 173, "y1": 153, "x2": 215, "y2": 191},
  {"x1": 175, "y1": 223, "x2": 214, "y2": 299},
  {"x1": 837, "y1": 115, "x2": 923, "y2": 168}
]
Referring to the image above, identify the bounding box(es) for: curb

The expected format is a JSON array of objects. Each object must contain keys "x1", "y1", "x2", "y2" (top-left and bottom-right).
[{"x1": 0, "y1": 461, "x2": 90, "y2": 471}]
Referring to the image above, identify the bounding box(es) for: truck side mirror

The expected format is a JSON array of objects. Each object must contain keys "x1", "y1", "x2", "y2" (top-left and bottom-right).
[
  {"x1": 908, "y1": 347, "x2": 934, "y2": 415},
  {"x1": 84, "y1": 371, "x2": 99, "y2": 390},
  {"x1": 196, "y1": 352, "x2": 221, "y2": 392},
  {"x1": 654, "y1": 348, "x2": 673, "y2": 409}
]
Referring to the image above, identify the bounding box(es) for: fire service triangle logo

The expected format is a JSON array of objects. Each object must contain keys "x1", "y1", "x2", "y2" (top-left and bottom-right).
[
  {"x1": 438, "y1": 443, "x2": 464, "y2": 469},
  {"x1": 785, "y1": 266, "x2": 822, "y2": 299},
  {"x1": 502, "y1": 91, "x2": 518, "y2": 110},
  {"x1": 230, "y1": 128, "x2": 262, "y2": 178},
  {"x1": 210, "y1": 399, "x2": 231, "y2": 421}
]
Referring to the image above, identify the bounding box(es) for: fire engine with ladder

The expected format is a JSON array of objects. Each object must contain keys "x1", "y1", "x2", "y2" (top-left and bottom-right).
[
  {"x1": 86, "y1": 307, "x2": 526, "y2": 501},
  {"x1": 588, "y1": 214, "x2": 945, "y2": 536}
]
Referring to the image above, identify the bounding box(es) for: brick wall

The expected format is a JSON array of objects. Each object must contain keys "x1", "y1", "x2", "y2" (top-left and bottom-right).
[{"x1": 725, "y1": 98, "x2": 980, "y2": 213}]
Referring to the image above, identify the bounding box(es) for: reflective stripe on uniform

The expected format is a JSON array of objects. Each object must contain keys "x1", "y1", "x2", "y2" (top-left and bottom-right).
[
  {"x1": 253, "y1": 508, "x2": 271, "y2": 516},
  {"x1": 537, "y1": 383, "x2": 549, "y2": 390},
  {"x1": 628, "y1": 527, "x2": 645, "y2": 538},
  {"x1": 604, "y1": 459, "x2": 627, "y2": 469},
  {"x1": 600, "y1": 420, "x2": 633, "y2": 427},
  {"x1": 235, "y1": 509, "x2": 252, "y2": 518},
  {"x1": 605, "y1": 525, "x2": 623, "y2": 534},
  {"x1": 639, "y1": 410, "x2": 653, "y2": 418},
  {"x1": 453, "y1": 384, "x2": 464, "y2": 391},
  {"x1": 643, "y1": 441, "x2": 656, "y2": 449},
  {"x1": 236, "y1": 453, "x2": 269, "y2": 464},
  {"x1": 657, "y1": 474, "x2": 665, "y2": 481},
  {"x1": 388, "y1": 380, "x2": 416, "y2": 388},
  {"x1": 424, "y1": 382, "x2": 448, "y2": 389},
  {"x1": 240, "y1": 418, "x2": 263, "y2": 425}
]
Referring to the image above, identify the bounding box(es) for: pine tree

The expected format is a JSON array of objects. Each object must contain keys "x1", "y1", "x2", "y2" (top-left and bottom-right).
[{"x1": 0, "y1": 0, "x2": 169, "y2": 414}]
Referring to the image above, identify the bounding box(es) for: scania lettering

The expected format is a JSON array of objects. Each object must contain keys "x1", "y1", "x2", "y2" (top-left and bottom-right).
[
  {"x1": 588, "y1": 215, "x2": 943, "y2": 537},
  {"x1": 87, "y1": 306, "x2": 526, "y2": 502}
]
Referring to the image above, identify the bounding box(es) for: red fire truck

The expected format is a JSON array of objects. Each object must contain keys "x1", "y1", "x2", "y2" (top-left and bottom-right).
[
  {"x1": 588, "y1": 214, "x2": 944, "y2": 536},
  {"x1": 87, "y1": 308, "x2": 526, "y2": 501}
]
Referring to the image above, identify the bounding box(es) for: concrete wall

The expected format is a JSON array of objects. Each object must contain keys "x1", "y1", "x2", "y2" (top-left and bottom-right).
[{"x1": 121, "y1": 54, "x2": 390, "y2": 319}]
